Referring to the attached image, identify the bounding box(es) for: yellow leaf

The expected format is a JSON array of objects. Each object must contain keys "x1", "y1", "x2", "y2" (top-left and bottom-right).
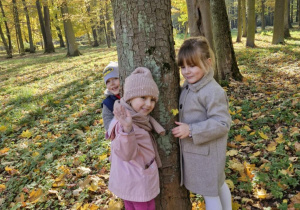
[
  {"x1": 86, "y1": 137, "x2": 92, "y2": 144},
  {"x1": 32, "y1": 152, "x2": 39, "y2": 157},
  {"x1": 232, "y1": 201, "x2": 241, "y2": 210},
  {"x1": 226, "y1": 149, "x2": 238, "y2": 157},
  {"x1": 189, "y1": 192, "x2": 195, "y2": 198},
  {"x1": 275, "y1": 133, "x2": 284, "y2": 143},
  {"x1": 5, "y1": 166, "x2": 19, "y2": 175},
  {"x1": 99, "y1": 119, "x2": 103, "y2": 125},
  {"x1": 28, "y1": 188, "x2": 43, "y2": 203},
  {"x1": 241, "y1": 197, "x2": 254, "y2": 203},
  {"x1": 252, "y1": 151, "x2": 261, "y2": 157},
  {"x1": 0, "y1": 184, "x2": 6, "y2": 192},
  {"x1": 20, "y1": 130, "x2": 32, "y2": 138},
  {"x1": 233, "y1": 119, "x2": 240, "y2": 124},
  {"x1": 295, "y1": 142, "x2": 300, "y2": 152},
  {"x1": 0, "y1": 148, "x2": 9, "y2": 154},
  {"x1": 258, "y1": 131, "x2": 268, "y2": 140},
  {"x1": 108, "y1": 199, "x2": 123, "y2": 210},
  {"x1": 254, "y1": 187, "x2": 267, "y2": 199},
  {"x1": 229, "y1": 110, "x2": 236, "y2": 115},
  {"x1": 250, "y1": 131, "x2": 255, "y2": 135},
  {"x1": 99, "y1": 154, "x2": 107, "y2": 161},
  {"x1": 266, "y1": 141, "x2": 277, "y2": 152},
  {"x1": 234, "y1": 134, "x2": 245, "y2": 142},
  {"x1": 170, "y1": 109, "x2": 179, "y2": 116},
  {"x1": 225, "y1": 179, "x2": 235, "y2": 191},
  {"x1": 0, "y1": 125, "x2": 7, "y2": 132},
  {"x1": 228, "y1": 158, "x2": 244, "y2": 173},
  {"x1": 80, "y1": 204, "x2": 89, "y2": 210},
  {"x1": 243, "y1": 125, "x2": 252, "y2": 131},
  {"x1": 244, "y1": 161, "x2": 255, "y2": 179},
  {"x1": 71, "y1": 202, "x2": 82, "y2": 210},
  {"x1": 52, "y1": 181, "x2": 65, "y2": 187}
]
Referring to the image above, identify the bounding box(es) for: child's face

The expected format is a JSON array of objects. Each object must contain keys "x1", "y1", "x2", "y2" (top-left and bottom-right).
[
  {"x1": 106, "y1": 78, "x2": 120, "y2": 95},
  {"x1": 129, "y1": 96, "x2": 156, "y2": 116},
  {"x1": 180, "y1": 62, "x2": 205, "y2": 84}
]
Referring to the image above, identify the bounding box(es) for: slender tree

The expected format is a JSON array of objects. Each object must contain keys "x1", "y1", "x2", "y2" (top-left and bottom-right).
[
  {"x1": 0, "y1": 0, "x2": 12, "y2": 57},
  {"x1": 61, "y1": 1, "x2": 81, "y2": 56},
  {"x1": 86, "y1": 0, "x2": 99, "y2": 47},
  {"x1": 284, "y1": 0, "x2": 291, "y2": 37},
  {"x1": 0, "y1": 23, "x2": 11, "y2": 58},
  {"x1": 12, "y1": 0, "x2": 25, "y2": 55},
  {"x1": 36, "y1": 0, "x2": 47, "y2": 49},
  {"x1": 185, "y1": 0, "x2": 214, "y2": 48},
  {"x1": 272, "y1": 0, "x2": 285, "y2": 44},
  {"x1": 261, "y1": 0, "x2": 266, "y2": 30},
  {"x1": 242, "y1": 0, "x2": 247, "y2": 37},
  {"x1": 22, "y1": 0, "x2": 35, "y2": 53},
  {"x1": 43, "y1": 3, "x2": 55, "y2": 52},
  {"x1": 105, "y1": 0, "x2": 111, "y2": 48},
  {"x1": 210, "y1": 0, "x2": 243, "y2": 81},
  {"x1": 111, "y1": 0, "x2": 191, "y2": 209},
  {"x1": 246, "y1": 0, "x2": 256, "y2": 47},
  {"x1": 237, "y1": 0, "x2": 242, "y2": 42}
]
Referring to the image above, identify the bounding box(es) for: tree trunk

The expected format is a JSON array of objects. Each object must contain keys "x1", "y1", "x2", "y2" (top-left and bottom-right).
[
  {"x1": 86, "y1": 0, "x2": 99, "y2": 47},
  {"x1": 0, "y1": 24, "x2": 12, "y2": 58},
  {"x1": 13, "y1": 0, "x2": 25, "y2": 55},
  {"x1": 261, "y1": 0, "x2": 266, "y2": 30},
  {"x1": 43, "y1": 4, "x2": 55, "y2": 53},
  {"x1": 288, "y1": 0, "x2": 293, "y2": 27},
  {"x1": 36, "y1": 0, "x2": 48, "y2": 48},
  {"x1": 111, "y1": 0, "x2": 191, "y2": 209},
  {"x1": 22, "y1": 0, "x2": 35, "y2": 53},
  {"x1": 246, "y1": 0, "x2": 255, "y2": 47},
  {"x1": 237, "y1": 0, "x2": 242, "y2": 42},
  {"x1": 272, "y1": 0, "x2": 285, "y2": 44},
  {"x1": 54, "y1": 14, "x2": 65, "y2": 48},
  {"x1": 210, "y1": 0, "x2": 243, "y2": 82},
  {"x1": 0, "y1": 0, "x2": 12, "y2": 57},
  {"x1": 105, "y1": 0, "x2": 112, "y2": 48},
  {"x1": 298, "y1": 0, "x2": 300, "y2": 25},
  {"x1": 185, "y1": 0, "x2": 214, "y2": 49},
  {"x1": 242, "y1": 0, "x2": 247, "y2": 37},
  {"x1": 284, "y1": 0, "x2": 291, "y2": 37},
  {"x1": 61, "y1": 1, "x2": 81, "y2": 56}
]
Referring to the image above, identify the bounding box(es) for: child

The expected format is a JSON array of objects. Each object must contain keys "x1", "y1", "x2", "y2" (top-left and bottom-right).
[
  {"x1": 102, "y1": 61, "x2": 120, "y2": 131},
  {"x1": 106, "y1": 67, "x2": 165, "y2": 210},
  {"x1": 172, "y1": 37, "x2": 232, "y2": 210}
]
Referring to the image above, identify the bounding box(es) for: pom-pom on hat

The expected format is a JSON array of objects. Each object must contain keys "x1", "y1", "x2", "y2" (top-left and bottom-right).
[
  {"x1": 124, "y1": 67, "x2": 159, "y2": 102},
  {"x1": 103, "y1": 61, "x2": 119, "y2": 84}
]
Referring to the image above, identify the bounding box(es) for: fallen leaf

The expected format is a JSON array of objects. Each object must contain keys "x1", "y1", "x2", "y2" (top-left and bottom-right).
[
  {"x1": 234, "y1": 134, "x2": 245, "y2": 142},
  {"x1": 266, "y1": 141, "x2": 277, "y2": 152},
  {"x1": 20, "y1": 130, "x2": 32, "y2": 138},
  {"x1": 225, "y1": 179, "x2": 235, "y2": 191},
  {"x1": 170, "y1": 109, "x2": 179, "y2": 116},
  {"x1": 28, "y1": 188, "x2": 44, "y2": 203},
  {"x1": 0, "y1": 125, "x2": 7, "y2": 132},
  {"x1": 275, "y1": 133, "x2": 284, "y2": 143},
  {"x1": 108, "y1": 199, "x2": 123, "y2": 210},
  {"x1": 0, "y1": 148, "x2": 9, "y2": 154},
  {"x1": 258, "y1": 131, "x2": 268, "y2": 140},
  {"x1": 232, "y1": 201, "x2": 241, "y2": 210},
  {"x1": 226, "y1": 149, "x2": 238, "y2": 156},
  {"x1": 0, "y1": 184, "x2": 6, "y2": 192}
]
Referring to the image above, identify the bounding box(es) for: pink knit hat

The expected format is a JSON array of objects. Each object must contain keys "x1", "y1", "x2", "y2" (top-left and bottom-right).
[{"x1": 124, "y1": 67, "x2": 159, "y2": 102}]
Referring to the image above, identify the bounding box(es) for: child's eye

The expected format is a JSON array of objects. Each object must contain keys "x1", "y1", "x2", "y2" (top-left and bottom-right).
[
  {"x1": 151, "y1": 98, "x2": 156, "y2": 102},
  {"x1": 141, "y1": 96, "x2": 146, "y2": 100}
]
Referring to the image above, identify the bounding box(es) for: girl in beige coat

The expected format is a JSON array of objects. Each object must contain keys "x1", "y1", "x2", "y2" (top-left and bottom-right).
[{"x1": 172, "y1": 37, "x2": 232, "y2": 210}]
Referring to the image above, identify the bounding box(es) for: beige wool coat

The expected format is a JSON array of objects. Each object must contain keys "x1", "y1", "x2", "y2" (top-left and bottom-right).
[{"x1": 179, "y1": 70, "x2": 231, "y2": 196}]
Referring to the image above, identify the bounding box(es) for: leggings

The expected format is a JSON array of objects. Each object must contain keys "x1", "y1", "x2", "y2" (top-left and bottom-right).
[
  {"x1": 124, "y1": 198, "x2": 155, "y2": 210},
  {"x1": 203, "y1": 182, "x2": 232, "y2": 210}
]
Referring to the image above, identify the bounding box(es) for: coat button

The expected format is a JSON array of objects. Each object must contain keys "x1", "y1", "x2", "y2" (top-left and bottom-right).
[{"x1": 180, "y1": 104, "x2": 182, "y2": 109}]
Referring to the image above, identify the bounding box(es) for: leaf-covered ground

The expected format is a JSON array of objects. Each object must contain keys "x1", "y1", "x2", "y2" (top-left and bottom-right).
[{"x1": 0, "y1": 29, "x2": 299, "y2": 210}]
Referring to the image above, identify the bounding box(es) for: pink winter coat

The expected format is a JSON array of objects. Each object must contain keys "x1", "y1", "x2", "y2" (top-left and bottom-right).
[{"x1": 106, "y1": 118, "x2": 160, "y2": 202}]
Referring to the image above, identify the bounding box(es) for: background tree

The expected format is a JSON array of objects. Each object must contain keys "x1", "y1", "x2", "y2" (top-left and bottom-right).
[
  {"x1": 111, "y1": 0, "x2": 191, "y2": 209},
  {"x1": 246, "y1": 0, "x2": 256, "y2": 47},
  {"x1": 22, "y1": 0, "x2": 35, "y2": 53},
  {"x1": 261, "y1": 0, "x2": 266, "y2": 30},
  {"x1": 185, "y1": 0, "x2": 214, "y2": 48},
  {"x1": 210, "y1": 0, "x2": 243, "y2": 81},
  {"x1": 284, "y1": 0, "x2": 291, "y2": 37},
  {"x1": 0, "y1": 23, "x2": 11, "y2": 57},
  {"x1": 242, "y1": 0, "x2": 247, "y2": 37},
  {"x1": 12, "y1": 0, "x2": 25, "y2": 55},
  {"x1": 272, "y1": 0, "x2": 285, "y2": 44},
  {"x1": 61, "y1": 1, "x2": 81, "y2": 56},
  {"x1": 43, "y1": 1, "x2": 55, "y2": 53},
  {"x1": 237, "y1": 0, "x2": 242, "y2": 42},
  {"x1": 0, "y1": 0, "x2": 12, "y2": 57}
]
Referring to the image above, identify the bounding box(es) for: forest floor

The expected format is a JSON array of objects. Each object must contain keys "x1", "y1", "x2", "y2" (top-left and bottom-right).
[{"x1": 0, "y1": 28, "x2": 299, "y2": 210}]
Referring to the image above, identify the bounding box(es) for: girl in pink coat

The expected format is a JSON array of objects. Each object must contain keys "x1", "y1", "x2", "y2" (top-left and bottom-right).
[{"x1": 106, "y1": 67, "x2": 165, "y2": 210}]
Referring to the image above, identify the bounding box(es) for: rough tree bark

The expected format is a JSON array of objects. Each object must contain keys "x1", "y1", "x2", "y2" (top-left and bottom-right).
[
  {"x1": 12, "y1": 0, "x2": 25, "y2": 55},
  {"x1": 284, "y1": 0, "x2": 291, "y2": 38},
  {"x1": 0, "y1": 0, "x2": 12, "y2": 57},
  {"x1": 36, "y1": 0, "x2": 48, "y2": 49},
  {"x1": 0, "y1": 24, "x2": 11, "y2": 58},
  {"x1": 185, "y1": 0, "x2": 214, "y2": 49},
  {"x1": 210, "y1": 0, "x2": 243, "y2": 81},
  {"x1": 43, "y1": 3, "x2": 55, "y2": 53},
  {"x1": 22, "y1": 0, "x2": 35, "y2": 53},
  {"x1": 242, "y1": 0, "x2": 247, "y2": 37},
  {"x1": 236, "y1": 0, "x2": 242, "y2": 42},
  {"x1": 272, "y1": 0, "x2": 285, "y2": 44},
  {"x1": 61, "y1": 1, "x2": 81, "y2": 56},
  {"x1": 246, "y1": 0, "x2": 256, "y2": 47},
  {"x1": 111, "y1": 0, "x2": 191, "y2": 209}
]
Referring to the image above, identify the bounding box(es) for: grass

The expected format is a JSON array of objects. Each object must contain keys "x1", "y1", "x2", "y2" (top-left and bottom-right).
[{"x1": 0, "y1": 28, "x2": 299, "y2": 209}]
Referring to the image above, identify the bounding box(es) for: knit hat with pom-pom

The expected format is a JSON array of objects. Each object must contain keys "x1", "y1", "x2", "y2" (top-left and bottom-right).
[{"x1": 124, "y1": 67, "x2": 159, "y2": 102}]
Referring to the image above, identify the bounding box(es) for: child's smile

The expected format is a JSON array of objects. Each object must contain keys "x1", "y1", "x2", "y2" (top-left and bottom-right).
[
  {"x1": 106, "y1": 77, "x2": 120, "y2": 95},
  {"x1": 130, "y1": 96, "x2": 156, "y2": 116}
]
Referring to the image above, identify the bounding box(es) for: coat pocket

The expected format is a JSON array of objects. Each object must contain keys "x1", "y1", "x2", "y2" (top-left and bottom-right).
[{"x1": 183, "y1": 141, "x2": 210, "y2": 156}]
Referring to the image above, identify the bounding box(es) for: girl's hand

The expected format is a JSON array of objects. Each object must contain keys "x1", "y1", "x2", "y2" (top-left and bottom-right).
[
  {"x1": 171, "y1": 122, "x2": 190, "y2": 139},
  {"x1": 114, "y1": 105, "x2": 132, "y2": 133}
]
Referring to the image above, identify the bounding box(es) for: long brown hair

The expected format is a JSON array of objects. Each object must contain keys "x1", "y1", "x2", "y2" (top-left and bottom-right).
[{"x1": 177, "y1": 36, "x2": 215, "y2": 74}]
